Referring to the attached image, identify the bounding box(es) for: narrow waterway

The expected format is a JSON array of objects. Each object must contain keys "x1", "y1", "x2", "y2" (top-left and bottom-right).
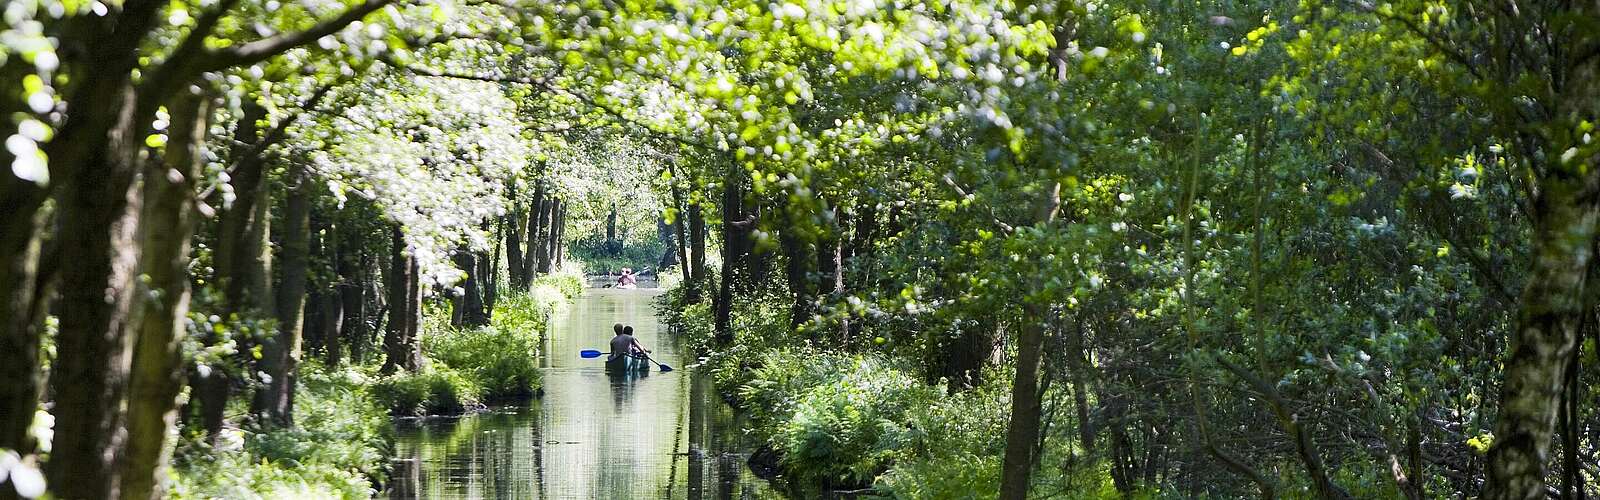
[{"x1": 387, "y1": 283, "x2": 778, "y2": 499}]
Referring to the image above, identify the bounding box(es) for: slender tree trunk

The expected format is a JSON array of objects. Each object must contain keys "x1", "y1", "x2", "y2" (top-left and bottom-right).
[
  {"x1": 522, "y1": 184, "x2": 545, "y2": 285},
  {"x1": 828, "y1": 209, "x2": 847, "y2": 344},
  {"x1": 196, "y1": 100, "x2": 273, "y2": 443},
  {"x1": 714, "y1": 173, "x2": 748, "y2": 347},
  {"x1": 317, "y1": 217, "x2": 343, "y2": 366},
  {"x1": 606, "y1": 204, "x2": 619, "y2": 254},
  {"x1": 779, "y1": 222, "x2": 813, "y2": 331},
  {"x1": 506, "y1": 184, "x2": 526, "y2": 288},
  {"x1": 550, "y1": 200, "x2": 566, "y2": 270},
  {"x1": 483, "y1": 219, "x2": 501, "y2": 316},
  {"x1": 302, "y1": 213, "x2": 327, "y2": 357},
  {"x1": 459, "y1": 248, "x2": 488, "y2": 327},
  {"x1": 406, "y1": 257, "x2": 421, "y2": 360},
  {"x1": 689, "y1": 202, "x2": 706, "y2": 302},
  {"x1": 332, "y1": 240, "x2": 364, "y2": 367},
  {"x1": 534, "y1": 196, "x2": 554, "y2": 275},
  {"x1": 256, "y1": 163, "x2": 311, "y2": 428},
  {"x1": 118, "y1": 91, "x2": 208, "y2": 500},
  {"x1": 671, "y1": 180, "x2": 691, "y2": 275},
  {"x1": 1064, "y1": 317, "x2": 1096, "y2": 450},
  {"x1": 381, "y1": 226, "x2": 418, "y2": 374},
  {"x1": 998, "y1": 181, "x2": 1061, "y2": 500}
]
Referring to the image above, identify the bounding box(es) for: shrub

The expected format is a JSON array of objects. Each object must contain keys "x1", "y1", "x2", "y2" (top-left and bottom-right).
[
  {"x1": 172, "y1": 363, "x2": 390, "y2": 499},
  {"x1": 874, "y1": 381, "x2": 1011, "y2": 498},
  {"x1": 370, "y1": 366, "x2": 484, "y2": 416},
  {"x1": 733, "y1": 350, "x2": 942, "y2": 489},
  {"x1": 532, "y1": 272, "x2": 584, "y2": 301},
  {"x1": 424, "y1": 326, "x2": 542, "y2": 402}
]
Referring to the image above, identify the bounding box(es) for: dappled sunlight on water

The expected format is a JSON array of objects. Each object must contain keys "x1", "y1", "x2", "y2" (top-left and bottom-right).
[{"x1": 387, "y1": 286, "x2": 777, "y2": 499}]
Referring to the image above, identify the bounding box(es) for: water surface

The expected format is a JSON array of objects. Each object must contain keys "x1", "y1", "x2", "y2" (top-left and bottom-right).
[{"x1": 388, "y1": 285, "x2": 777, "y2": 499}]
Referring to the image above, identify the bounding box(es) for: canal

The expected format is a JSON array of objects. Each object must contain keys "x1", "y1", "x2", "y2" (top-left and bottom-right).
[{"x1": 387, "y1": 284, "x2": 777, "y2": 499}]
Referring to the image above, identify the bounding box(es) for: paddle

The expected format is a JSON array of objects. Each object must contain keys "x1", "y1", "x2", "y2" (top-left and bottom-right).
[{"x1": 578, "y1": 349, "x2": 673, "y2": 372}]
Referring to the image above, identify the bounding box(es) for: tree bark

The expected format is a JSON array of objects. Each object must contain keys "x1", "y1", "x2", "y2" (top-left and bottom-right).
[
  {"x1": 118, "y1": 90, "x2": 208, "y2": 500},
  {"x1": 606, "y1": 203, "x2": 619, "y2": 254},
  {"x1": 316, "y1": 217, "x2": 344, "y2": 366},
  {"x1": 998, "y1": 181, "x2": 1061, "y2": 500},
  {"x1": 671, "y1": 179, "x2": 691, "y2": 275},
  {"x1": 534, "y1": 195, "x2": 554, "y2": 275},
  {"x1": 1484, "y1": 177, "x2": 1599, "y2": 499},
  {"x1": 458, "y1": 248, "x2": 489, "y2": 327},
  {"x1": 506, "y1": 184, "x2": 526, "y2": 288},
  {"x1": 779, "y1": 222, "x2": 813, "y2": 331},
  {"x1": 256, "y1": 162, "x2": 311, "y2": 428},
  {"x1": 1484, "y1": 22, "x2": 1600, "y2": 498},
  {"x1": 549, "y1": 200, "x2": 566, "y2": 270},
  {"x1": 332, "y1": 238, "x2": 364, "y2": 367},
  {"x1": 381, "y1": 226, "x2": 419, "y2": 374},
  {"x1": 45, "y1": 58, "x2": 176, "y2": 500},
  {"x1": 522, "y1": 183, "x2": 545, "y2": 286},
  {"x1": 714, "y1": 172, "x2": 749, "y2": 347},
  {"x1": 689, "y1": 202, "x2": 707, "y2": 302}
]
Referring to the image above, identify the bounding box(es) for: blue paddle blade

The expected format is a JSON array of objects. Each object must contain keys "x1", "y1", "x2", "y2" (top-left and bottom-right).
[
  {"x1": 579, "y1": 349, "x2": 605, "y2": 359},
  {"x1": 657, "y1": 364, "x2": 673, "y2": 372}
]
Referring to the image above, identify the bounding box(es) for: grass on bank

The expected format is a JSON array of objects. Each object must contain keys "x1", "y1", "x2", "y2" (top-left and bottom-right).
[
  {"x1": 172, "y1": 270, "x2": 586, "y2": 498},
  {"x1": 171, "y1": 363, "x2": 390, "y2": 500},
  {"x1": 373, "y1": 272, "x2": 583, "y2": 416},
  {"x1": 659, "y1": 283, "x2": 1109, "y2": 498}
]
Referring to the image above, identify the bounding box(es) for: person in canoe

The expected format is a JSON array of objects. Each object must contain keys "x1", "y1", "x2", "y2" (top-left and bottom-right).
[
  {"x1": 606, "y1": 323, "x2": 650, "y2": 372},
  {"x1": 616, "y1": 268, "x2": 638, "y2": 289}
]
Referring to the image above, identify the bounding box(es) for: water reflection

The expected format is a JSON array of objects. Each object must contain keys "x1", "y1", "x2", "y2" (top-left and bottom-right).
[{"x1": 389, "y1": 286, "x2": 777, "y2": 499}]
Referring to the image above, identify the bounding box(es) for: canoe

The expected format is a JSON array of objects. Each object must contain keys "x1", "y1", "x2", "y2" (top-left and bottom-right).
[{"x1": 605, "y1": 354, "x2": 650, "y2": 373}]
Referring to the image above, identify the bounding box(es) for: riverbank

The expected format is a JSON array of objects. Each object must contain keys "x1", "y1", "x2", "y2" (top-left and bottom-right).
[
  {"x1": 168, "y1": 272, "x2": 584, "y2": 498},
  {"x1": 657, "y1": 286, "x2": 1089, "y2": 498}
]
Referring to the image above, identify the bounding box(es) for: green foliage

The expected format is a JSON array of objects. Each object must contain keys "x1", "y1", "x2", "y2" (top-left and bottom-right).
[
  {"x1": 730, "y1": 349, "x2": 937, "y2": 489},
  {"x1": 531, "y1": 273, "x2": 585, "y2": 302},
  {"x1": 172, "y1": 364, "x2": 390, "y2": 499},
  {"x1": 370, "y1": 366, "x2": 485, "y2": 417},
  {"x1": 423, "y1": 326, "x2": 542, "y2": 402}
]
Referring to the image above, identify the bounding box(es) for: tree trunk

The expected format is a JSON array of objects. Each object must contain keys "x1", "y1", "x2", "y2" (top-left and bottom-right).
[
  {"x1": 714, "y1": 173, "x2": 748, "y2": 347},
  {"x1": 256, "y1": 162, "x2": 311, "y2": 428},
  {"x1": 483, "y1": 219, "x2": 501, "y2": 316},
  {"x1": 1484, "y1": 27, "x2": 1600, "y2": 499},
  {"x1": 317, "y1": 217, "x2": 344, "y2": 366},
  {"x1": 506, "y1": 184, "x2": 526, "y2": 288},
  {"x1": 522, "y1": 184, "x2": 545, "y2": 285},
  {"x1": 196, "y1": 100, "x2": 273, "y2": 443},
  {"x1": 606, "y1": 204, "x2": 619, "y2": 254},
  {"x1": 458, "y1": 248, "x2": 488, "y2": 327},
  {"x1": 534, "y1": 196, "x2": 554, "y2": 275},
  {"x1": 118, "y1": 91, "x2": 208, "y2": 500},
  {"x1": 1484, "y1": 176, "x2": 1599, "y2": 500},
  {"x1": 657, "y1": 213, "x2": 677, "y2": 269},
  {"x1": 671, "y1": 180, "x2": 691, "y2": 275},
  {"x1": 998, "y1": 181, "x2": 1061, "y2": 500},
  {"x1": 779, "y1": 222, "x2": 813, "y2": 331},
  {"x1": 381, "y1": 226, "x2": 419, "y2": 374},
  {"x1": 549, "y1": 200, "x2": 566, "y2": 270},
  {"x1": 689, "y1": 202, "x2": 707, "y2": 302},
  {"x1": 332, "y1": 240, "x2": 364, "y2": 368},
  {"x1": 45, "y1": 75, "x2": 162, "y2": 500},
  {"x1": 302, "y1": 214, "x2": 327, "y2": 357}
]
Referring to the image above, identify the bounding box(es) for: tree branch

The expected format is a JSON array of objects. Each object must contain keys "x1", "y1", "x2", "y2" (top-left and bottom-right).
[{"x1": 199, "y1": 0, "x2": 395, "y2": 71}]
